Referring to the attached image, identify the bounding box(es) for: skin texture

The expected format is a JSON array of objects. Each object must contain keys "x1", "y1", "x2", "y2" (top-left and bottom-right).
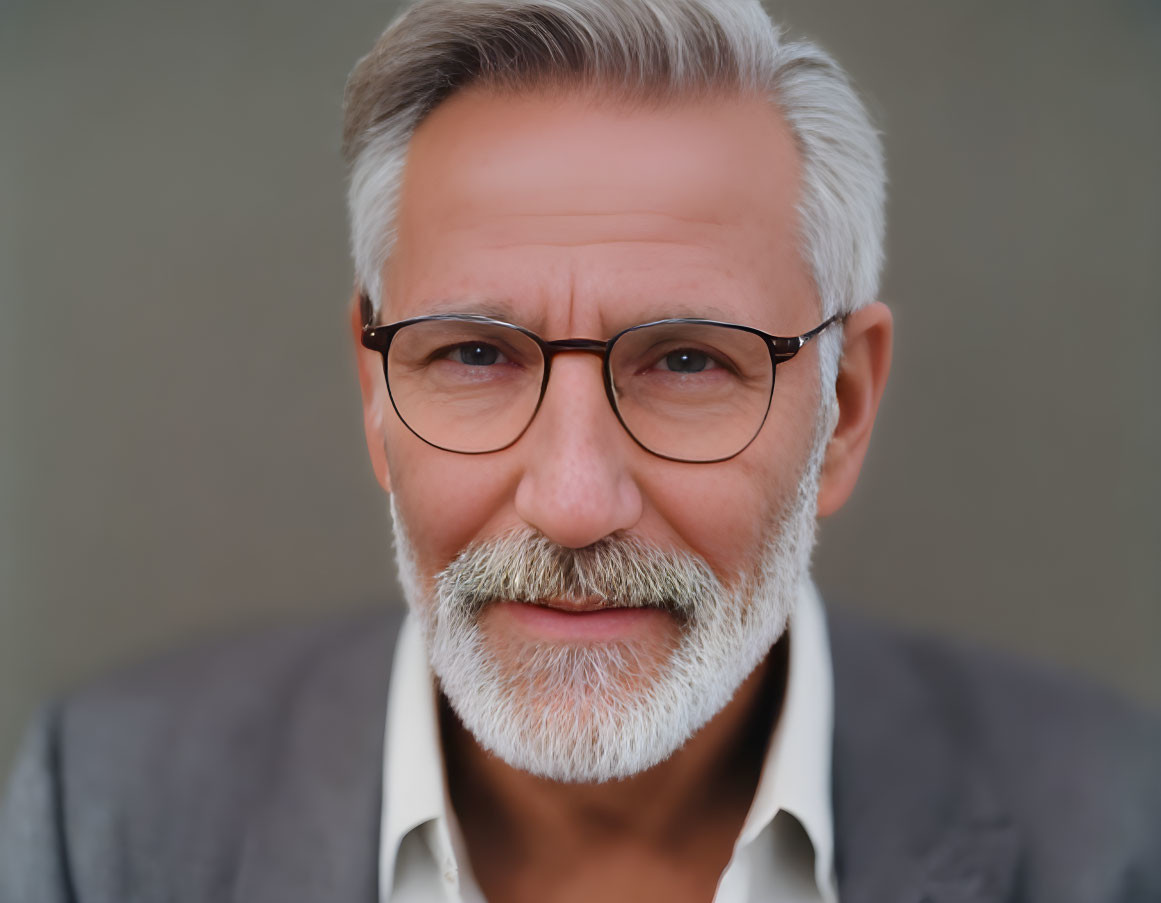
[{"x1": 353, "y1": 86, "x2": 892, "y2": 902}]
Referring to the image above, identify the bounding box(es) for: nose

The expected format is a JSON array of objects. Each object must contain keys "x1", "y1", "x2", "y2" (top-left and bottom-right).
[{"x1": 513, "y1": 353, "x2": 643, "y2": 548}]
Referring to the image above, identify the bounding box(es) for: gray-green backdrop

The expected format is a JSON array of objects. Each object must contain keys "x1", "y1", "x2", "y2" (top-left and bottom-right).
[{"x1": 2, "y1": 0, "x2": 1159, "y2": 776}]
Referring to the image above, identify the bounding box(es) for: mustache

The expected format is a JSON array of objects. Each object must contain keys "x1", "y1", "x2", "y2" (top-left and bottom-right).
[{"x1": 434, "y1": 529, "x2": 721, "y2": 618}]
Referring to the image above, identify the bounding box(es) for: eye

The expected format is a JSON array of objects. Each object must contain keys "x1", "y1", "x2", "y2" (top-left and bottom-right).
[
  {"x1": 445, "y1": 342, "x2": 507, "y2": 366},
  {"x1": 653, "y1": 348, "x2": 720, "y2": 374}
]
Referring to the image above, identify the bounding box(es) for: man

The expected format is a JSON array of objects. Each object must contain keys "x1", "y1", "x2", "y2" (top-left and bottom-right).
[{"x1": 1, "y1": 1, "x2": 1158, "y2": 901}]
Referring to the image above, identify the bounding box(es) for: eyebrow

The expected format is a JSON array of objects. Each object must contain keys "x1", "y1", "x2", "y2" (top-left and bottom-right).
[
  {"x1": 411, "y1": 299, "x2": 525, "y2": 322},
  {"x1": 640, "y1": 302, "x2": 738, "y2": 322},
  {"x1": 407, "y1": 298, "x2": 745, "y2": 331}
]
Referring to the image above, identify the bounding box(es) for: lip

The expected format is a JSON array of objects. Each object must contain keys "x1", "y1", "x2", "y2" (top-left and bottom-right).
[
  {"x1": 530, "y1": 596, "x2": 621, "y2": 613},
  {"x1": 486, "y1": 599, "x2": 675, "y2": 642}
]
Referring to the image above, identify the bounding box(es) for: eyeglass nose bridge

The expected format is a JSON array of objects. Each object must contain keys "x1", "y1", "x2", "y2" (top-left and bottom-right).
[
  {"x1": 531, "y1": 335, "x2": 623, "y2": 422},
  {"x1": 541, "y1": 337, "x2": 609, "y2": 357}
]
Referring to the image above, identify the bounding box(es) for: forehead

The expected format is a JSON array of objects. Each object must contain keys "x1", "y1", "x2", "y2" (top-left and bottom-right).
[{"x1": 386, "y1": 86, "x2": 814, "y2": 331}]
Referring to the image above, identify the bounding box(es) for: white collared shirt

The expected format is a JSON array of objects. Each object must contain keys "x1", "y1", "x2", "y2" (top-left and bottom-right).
[{"x1": 379, "y1": 581, "x2": 838, "y2": 903}]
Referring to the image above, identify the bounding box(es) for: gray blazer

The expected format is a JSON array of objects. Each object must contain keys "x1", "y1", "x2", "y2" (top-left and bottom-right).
[{"x1": 1, "y1": 606, "x2": 1158, "y2": 903}]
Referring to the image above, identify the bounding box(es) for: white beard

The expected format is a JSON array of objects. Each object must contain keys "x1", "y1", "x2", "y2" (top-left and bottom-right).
[{"x1": 390, "y1": 424, "x2": 828, "y2": 784}]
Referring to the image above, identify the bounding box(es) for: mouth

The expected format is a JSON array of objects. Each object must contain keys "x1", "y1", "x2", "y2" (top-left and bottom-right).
[
  {"x1": 485, "y1": 598, "x2": 677, "y2": 642},
  {"x1": 528, "y1": 596, "x2": 640, "y2": 613}
]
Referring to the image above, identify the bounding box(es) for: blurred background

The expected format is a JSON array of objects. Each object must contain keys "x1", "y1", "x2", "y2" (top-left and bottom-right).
[{"x1": 2, "y1": 0, "x2": 1158, "y2": 776}]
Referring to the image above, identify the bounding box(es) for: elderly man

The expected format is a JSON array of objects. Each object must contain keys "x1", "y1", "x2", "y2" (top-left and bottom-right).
[{"x1": 2, "y1": 1, "x2": 1158, "y2": 901}]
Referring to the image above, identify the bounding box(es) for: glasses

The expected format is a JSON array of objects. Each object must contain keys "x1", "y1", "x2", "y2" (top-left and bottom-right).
[{"x1": 360, "y1": 294, "x2": 841, "y2": 464}]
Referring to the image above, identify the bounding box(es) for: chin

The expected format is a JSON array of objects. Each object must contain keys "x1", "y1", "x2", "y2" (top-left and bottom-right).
[{"x1": 429, "y1": 599, "x2": 787, "y2": 784}]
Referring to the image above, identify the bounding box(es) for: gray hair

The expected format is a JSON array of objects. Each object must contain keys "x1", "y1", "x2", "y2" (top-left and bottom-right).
[{"x1": 343, "y1": 0, "x2": 885, "y2": 396}]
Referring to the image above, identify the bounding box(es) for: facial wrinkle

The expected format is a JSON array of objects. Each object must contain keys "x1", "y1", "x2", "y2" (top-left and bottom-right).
[
  {"x1": 567, "y1": 254, "x2": 578, "y2": 335},
  {"x1": 472, "y1": 209, "x2": 727, "y2": 252},
  {"x1": 490, "y1": 209, "x2": 726, "y2": 226}
]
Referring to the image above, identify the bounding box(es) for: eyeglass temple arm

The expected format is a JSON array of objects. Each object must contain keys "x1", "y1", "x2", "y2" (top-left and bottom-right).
[
  {"x1": 359, "y1": 292, "x2": 394, "y2": 352},
  {"x1": 771, "y1": 314, "x2": 844, "y2": 364}
]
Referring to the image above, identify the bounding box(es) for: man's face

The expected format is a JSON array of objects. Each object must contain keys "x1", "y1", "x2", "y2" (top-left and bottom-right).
[{"x1": 363, "y1": 86, "x2": 828, "y2": 779}]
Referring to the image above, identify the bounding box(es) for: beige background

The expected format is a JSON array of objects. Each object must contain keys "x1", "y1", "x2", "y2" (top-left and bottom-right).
[{"x1": 2, "y1": 0, "x2": 1159, "y2": 777}]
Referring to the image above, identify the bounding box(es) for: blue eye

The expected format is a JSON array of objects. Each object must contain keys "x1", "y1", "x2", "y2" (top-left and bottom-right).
[
  {"x1": 452, "y1": 343, "x2": 503, "y2": 366},
  {"x1": 659, "y1": 349, "x2": 717, "y2": 373}
]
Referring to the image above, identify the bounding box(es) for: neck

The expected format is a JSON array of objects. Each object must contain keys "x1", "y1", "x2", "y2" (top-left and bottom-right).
[{"x1": 443, "y1": 637, "x2": 788, "y2": 894}]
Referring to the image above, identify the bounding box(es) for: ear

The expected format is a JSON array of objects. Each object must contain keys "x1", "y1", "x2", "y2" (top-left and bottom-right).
[
  {"x1": 350, "y1": 291, "x2": 392, "y2": 493},
  {"x1": 816, "y1": 301, "x2": 893, "y2": 517}
]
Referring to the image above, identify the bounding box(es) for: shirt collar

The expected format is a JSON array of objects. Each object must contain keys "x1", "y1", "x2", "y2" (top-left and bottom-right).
[
  {"x1": 738, "y1": 579, "x2": 837, "y2": 902},
  {"x1": 379, "y1": 580, "x2": 836, "y2": 902},
  {"x1": 379, "y1": 614, "x2": 458, "y2": 901}
]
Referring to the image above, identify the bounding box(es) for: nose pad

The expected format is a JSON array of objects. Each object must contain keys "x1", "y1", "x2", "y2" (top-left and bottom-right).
[{"x1": 513, "y1": 354, "x2": 643, "y2": 549}]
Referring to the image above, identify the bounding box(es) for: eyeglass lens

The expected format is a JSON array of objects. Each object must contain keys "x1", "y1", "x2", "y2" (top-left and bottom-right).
[{"x1": 385, "y1": 318, "x2": 774, "y2": 462}]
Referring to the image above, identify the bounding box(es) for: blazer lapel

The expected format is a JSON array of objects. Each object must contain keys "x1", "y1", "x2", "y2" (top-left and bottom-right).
[
  {"x1": 232, "y1": 609, "x2": 403, "y2": 903},
  {"x1": 828, "y1": 609, "x2": 1021, "y2": 903}
]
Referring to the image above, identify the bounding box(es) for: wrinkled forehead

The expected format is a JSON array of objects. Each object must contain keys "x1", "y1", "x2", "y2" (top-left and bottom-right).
[{"x1": 384, "y1": 86, "x2": 815, "y2": 330}]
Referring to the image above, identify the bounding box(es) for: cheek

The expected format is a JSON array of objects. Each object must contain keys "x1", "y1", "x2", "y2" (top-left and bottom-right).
[
  {"x1": 643, "y1": 394, "x2": 817, "y2": 579},
  {"x1": 644, "y1": 467, "x2": 785, "y2": 580},
  {"x1": 386, "y1": 423, "x2": 521, "y2": 575}
]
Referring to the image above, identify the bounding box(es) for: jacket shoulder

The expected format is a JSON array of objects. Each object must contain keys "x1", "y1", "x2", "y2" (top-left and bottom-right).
[
  {"x1": 829, "y1": 608, "x2": 1161, "y2": 902},
  {"x1": 57, "y1": 606, "x2": 404, "y2": 754},
  {"x1": 2, "y1": 606, "x2": 404, "y2": 902}
]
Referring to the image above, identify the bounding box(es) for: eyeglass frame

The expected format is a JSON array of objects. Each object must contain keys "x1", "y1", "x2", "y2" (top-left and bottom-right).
[{"x1": 359, "y1": 292, "x2": 843, "y2": 464}]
